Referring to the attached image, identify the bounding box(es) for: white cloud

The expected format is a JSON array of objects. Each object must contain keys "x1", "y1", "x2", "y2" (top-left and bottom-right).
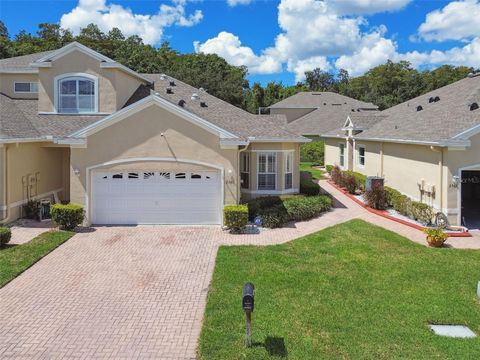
[
  {"x1": 227, "y1": 0, "x2": 253, "y2": 6},
  {"x1": 60, "y1": 0, "x2": 203, "y2": 45},
  {"x1": 193, "y1": 31, "x2": 282, "y2": 74},
  {"x1": 327, "y1": 0, "x2": 411, "y2": 15},
  {"x1": 418, "y1": 0, "x2": 480, "y2": 42},
  {"x1": 288, "y1": 56, "x2": 331, "y2": 82}
]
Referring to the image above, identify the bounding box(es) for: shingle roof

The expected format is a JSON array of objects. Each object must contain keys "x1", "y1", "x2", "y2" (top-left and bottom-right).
[
  {"x1": 355, "y1": 74, "x2": 480, "y2": 143},
  {"x1": 125, "y1": 74, "x2": 303, "y2": 141},
  {"x1": 322, "y1": 113, "x2": 387, "y2": 138},
  {"x1": 268, "y1": 91, "x2": 378, "y2": 109},
  {"x1": 0, "y1": 51, "x2": 54, "y2": 72},
  {"x1": 0, "y1": 93, "x2": 104, "y2": 140}
]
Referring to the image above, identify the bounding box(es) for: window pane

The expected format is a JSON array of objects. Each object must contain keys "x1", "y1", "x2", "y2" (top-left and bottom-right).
[
  {"x1": 60, "y1": 80, "x2": 77, "y2": 94},
  {"x1": 359, "y1": 147, "x2": 365, "y2": 157},
  {"x1": 30, "y1": 82, "x2": 38, "y2": 92},
  {"x1": 79, "y1": 80, "x2": 94, "y2": 95},
  {"x1": 258, "y1": 154, "x2": 266, "y2": 173},
  {"x1": 258, "y1": 174, "x2": 275, "y2": 190},
  {"x1": 14, "y1": 83, "x2": 30, "y2": 92},
  {"x1": 285, "y1": 173, "x2": 293, "y2": 189},
  {"x1": 60, "y1": 96, "x2": 77, "y2": 112},
  {"x1": 78, "y1": 95, "x2": 94, "y2": 112},
  {"x1": 241, "y1": 172, "x2": 249, "y2": 189},
  {"x1": 267, "y1": 153, "x2": 276, "y2": 173}
]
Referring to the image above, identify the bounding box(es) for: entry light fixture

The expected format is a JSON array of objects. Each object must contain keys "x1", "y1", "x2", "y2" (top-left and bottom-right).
[{"x1": 73, "y1": 168, "x2": 81, "y2": 176}]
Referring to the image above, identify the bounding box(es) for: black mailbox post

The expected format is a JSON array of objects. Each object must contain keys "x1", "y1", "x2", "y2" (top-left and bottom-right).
[{"x1": 242, "y1": 282, "x2": 255, "y2": 347}]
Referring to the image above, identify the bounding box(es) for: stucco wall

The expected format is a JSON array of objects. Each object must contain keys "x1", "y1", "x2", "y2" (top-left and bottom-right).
[
  {"x1": 269, "y1": 108, "x2": 315, "y2": 123},
  {"x1": 70, "y1": 104, "x2": 240, "y2": 221},
  {"x1": 38, "y1": 49, "x2": 143, "y2": 113},
  {"x1": 2, "y1": 143, "x2": 68, "y2": 221},
  {"x1": 0, "y1": 73, "x2": 39, "y2": 99},
  {"x1": 325, "y1": 138, "x2": 345, "y2": 169}
]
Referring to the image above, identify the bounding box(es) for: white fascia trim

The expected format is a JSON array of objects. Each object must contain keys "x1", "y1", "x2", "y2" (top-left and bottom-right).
[
  {"x1": 341, "y1": 136, "x2": 470, "y2": 148},
  {"x1": 0, "y1": 137, "x2": 50, "y2": 144},
  {"x1": 0, "y1": 69, "x2": 39, "y2": 74},
  {"x1": 99, "y1": 63, "x2": 151, "y2": 83},
  {"x1": 343, "y1": 116, "x2": 353, "y2": 128},
  {"x1": 241, "y1": 188, "x2": 299, "y2": 195},
  {"x1": 249, "y1": 138, "x2": 311, "y2": 143},
  {"x1": 34, "y1": 42, "x2": 113, "y2": 64},
  {"x1": 249, "y1": 149, "x2": 295, "y2": 153},
  {"x1": 451, "y1": 123, "x2": 480, "y2": 141},
  {"x1": 69, "y1": 95, "x2": 239, "y2": 140},
  {"x1": 38, "y1": 112, "x2": 111, "y2": 116}
]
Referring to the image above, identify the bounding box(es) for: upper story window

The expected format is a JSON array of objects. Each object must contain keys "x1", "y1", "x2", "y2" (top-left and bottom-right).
[
  {"x1": 55, "y1": 74, "x2": 97, "y2": 113},
  {"x1": 14, "y1": 82, "x2": 38, "y2": 93}
]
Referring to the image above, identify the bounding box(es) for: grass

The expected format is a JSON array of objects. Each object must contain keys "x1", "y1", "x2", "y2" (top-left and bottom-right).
[
  {"x1": 199, "y1": 220, "x2": 480, "y2": 359},
  {"x1": 0, "y1": 230, "x2": 74, "y2": 287},
  {"x1": 300, "y1": 162, "x2": 324, "y2": 180}
]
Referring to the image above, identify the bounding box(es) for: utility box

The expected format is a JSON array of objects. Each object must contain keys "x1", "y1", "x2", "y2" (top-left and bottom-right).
[{"x1": 366, "y1": 176, "x2": 384, "y2": 191}]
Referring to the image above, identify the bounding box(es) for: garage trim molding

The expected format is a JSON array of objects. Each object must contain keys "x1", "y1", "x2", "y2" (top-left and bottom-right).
[{"x1": 84, "y1": 157, "x2": 225, "y2": 225}]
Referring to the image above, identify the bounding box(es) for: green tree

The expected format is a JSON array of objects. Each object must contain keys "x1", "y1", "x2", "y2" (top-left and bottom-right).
[{"x1": 305, "y1": 68, "x2": 336, "y2": 91}]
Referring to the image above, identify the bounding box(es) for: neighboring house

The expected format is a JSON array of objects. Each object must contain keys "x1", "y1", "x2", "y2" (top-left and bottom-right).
[
  {"x1": 323, "y1": 74, "x2": 480, "y2": 228},
  {"x1": 267, "y1": 91, "x2": 378, "y2": 138},
  {"x1": 0, "y1": 42, "x2": 308, "y2": 226}
]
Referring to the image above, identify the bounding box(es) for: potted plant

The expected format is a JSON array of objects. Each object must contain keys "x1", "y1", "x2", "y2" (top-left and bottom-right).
[{"x1": 424, "y1": 227, "x2": 448, "y2": 247}]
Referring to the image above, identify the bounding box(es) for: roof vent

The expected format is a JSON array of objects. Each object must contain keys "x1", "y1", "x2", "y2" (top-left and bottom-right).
[
  {"x1": 434, "y1": 96, "x2": 440, "y2": 102},
  {"x1": 323, "y1": 102, "x2": 327, "y2": 105},
  {"x1": 200, "y1": 101, "x2": 207, "y2": 108},
  {"x1": 166, "y1": 88, "x2": 173, "y2": 94},
  {"x1": 160, "y1": 74, "x2": 167, "y2": 80},
  {"x1": 351, "y1": 109, "x2": 355, "y2": 112},
  {"x1": 429, "y1": 97, "x2": 435, "y2": 103},
  {"x1": 178, "y1": 99, "x2": 186, "y2": 107},
  {"x1": 199, "y1": 87, "x2": 206, "y2": 92},
  {"x1": 191, "y1": 93, "x2": 200, "y2": 100},
  {"x1": 416, "y1": 105, "x2": 423, "y2": 111},
  {"x1": 467, "y1": 72, "x2": 480, "y2": 78},
  {"x1": 169, "y1": 81, "x2": 176, "y2": 86},
  {"x1": 470, "y1": 102, "x2": 479, "y2": 111}
]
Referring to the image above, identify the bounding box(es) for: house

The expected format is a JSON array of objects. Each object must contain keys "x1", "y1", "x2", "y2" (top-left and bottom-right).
[
  {"x1": 267, "y1": 91, "x2": 378, "y2": 138},
  {"x1": 0, "y1": 42, "x2": 308, "y2": 226},
  {"x1": 323, "y1": 74, "x2": 480, "y2": 228}
]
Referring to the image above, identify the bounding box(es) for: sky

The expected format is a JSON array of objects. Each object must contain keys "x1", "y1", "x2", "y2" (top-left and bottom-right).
[{"x1": 1, "y1": 0, "x2": 479, "y2": 85}]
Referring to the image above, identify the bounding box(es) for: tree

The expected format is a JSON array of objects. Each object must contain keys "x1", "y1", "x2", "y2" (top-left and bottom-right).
[{"x1": 305, "y1": 68, "x2": 335, "y2": 91}]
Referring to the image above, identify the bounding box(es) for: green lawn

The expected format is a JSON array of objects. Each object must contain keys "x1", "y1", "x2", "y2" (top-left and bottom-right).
[
  {"x1": 0, "y1": 230, "x2": 74, "y2": 287},
  {"x1": 199, "y1": 220, "x2": 480, "y2": 359},
  {"x1": 300, "y1": 162, "x2": 324, "y2": 180}
]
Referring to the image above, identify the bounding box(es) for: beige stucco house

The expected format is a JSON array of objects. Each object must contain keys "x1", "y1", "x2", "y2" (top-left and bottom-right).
[
  {"x1": 0, "y1": 42, "x2": 308, "y2": 225},
  {"x1": 323, "y1": 74, "x2": 480, "y2": 229}
]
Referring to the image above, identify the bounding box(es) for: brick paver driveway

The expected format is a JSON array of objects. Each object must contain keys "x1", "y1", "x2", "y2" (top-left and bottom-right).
[{"x1": 0, "y1": 226, "x2": 221, "y2": 359}]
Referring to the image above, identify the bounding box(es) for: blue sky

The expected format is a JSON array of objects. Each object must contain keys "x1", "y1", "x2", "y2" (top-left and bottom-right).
[{"x1": 1, "y1": 0, "x2": 479, "y2": 85}]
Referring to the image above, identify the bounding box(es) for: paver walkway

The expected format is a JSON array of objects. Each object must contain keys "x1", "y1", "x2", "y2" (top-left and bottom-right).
[
  {"x1": 8, "y1": 220, "x2": 55, "y2": 245},
  {"x1": 1, "y1": 180, "x2": 478, "y2": 359}
]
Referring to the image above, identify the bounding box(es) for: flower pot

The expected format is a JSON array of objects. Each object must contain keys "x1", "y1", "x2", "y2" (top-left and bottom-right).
[{"x1": 426, "y1": 236, "x2": 445, "y2": 247}]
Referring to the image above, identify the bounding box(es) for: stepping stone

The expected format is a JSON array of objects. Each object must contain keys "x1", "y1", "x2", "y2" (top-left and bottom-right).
[{"x1": 429, "y1": 324, "x2": 477, "y2": 338}]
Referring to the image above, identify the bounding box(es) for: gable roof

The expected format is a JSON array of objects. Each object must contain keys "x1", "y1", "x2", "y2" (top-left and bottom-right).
[
  {"x1": 268, "y1": 91, "x2": 378, "y2": 109},
  {"x1": 353, "y1": 74, "x2": 480, "y2": 145},
  {"x1": 0, "y1": 51, "x2": 55, "y2": 73}
]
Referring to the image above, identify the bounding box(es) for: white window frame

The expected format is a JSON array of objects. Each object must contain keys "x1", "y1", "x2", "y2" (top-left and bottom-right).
[
  {"x1": 357, "y1": 145, "x2": 366, "y2": 168},
  {"x1": 339, "y1": 143, "x2": 346, "y2": 168},
  {"x1": 54, "y1": 73, "x2": 98, "y2": 114},
  {"x1": 240, "y1": 152, "x2": 250, "y2": 189},
  {"x1": 284, "y1": 151, "x2": 293, "y2": 190},
  {"x1": 14, "y1": 82, "x2": 38, "y2": 93},
  {"x1": 257, "y1": 152, "x2": 277, "y2": 190}
]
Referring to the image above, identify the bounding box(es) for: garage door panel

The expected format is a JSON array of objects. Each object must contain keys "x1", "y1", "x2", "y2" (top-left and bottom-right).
[{"x1": 92, "y1": 170, "x2": 221, "y2": 225}]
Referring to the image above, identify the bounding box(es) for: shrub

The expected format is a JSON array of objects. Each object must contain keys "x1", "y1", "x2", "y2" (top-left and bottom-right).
[
  {"x1": 325, "y1": 165, "x2": 333, "y2": 174},
  {"x1": 424, "y1": 227, "x2": 448, "y2": 247},
  {"x1": 411, "y1": 201, "x2": 434, "y2": 225},
  {"x1": 331, "y1": 166, "x2": 344, "y2": 186},
  {"x1": 364, "y1": 183, "x2": 388, "y2": 210},
  {"x1": 223, "y1": 205, "x2": 248, "y2": 231},
  {"x1": 300, "y1": 179, "x2": 320, "y2": 196},
  {"x1": 300, "y1": 140, "x2": 324, "y2": 164},
  {"x1": 23, "y1": 200, "x2": 40, "y2": 220},
  {"x1": 51, "y1": 203, "x2": 84, "y2": 231},
  {"x1": 392, "y1": 194, "x2": 412, "y2": 216},
  {"x1": 384, "y1": 186, "x2": 401, "y2": 207},
  {"x1": 0, "y1": 227, "x2": 11, "y2": 247},
  {"x1": 283, "y1": 195, "x2": 332, "y2": 221},
  {"x1": 258, "y1": 205, "x2": 289, "y2": 228},
  {"x1": 345, "y1": 171, "x2": 367, "y2": 191},
  {"x1": 246, "y1": 196, "x2": 283, "y2": 220},
  {"x1": 342, "y1": 173, "x2": 358, "y2": 194}
]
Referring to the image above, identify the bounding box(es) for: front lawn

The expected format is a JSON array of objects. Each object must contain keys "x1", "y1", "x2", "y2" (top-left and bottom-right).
[
  {"x1": 0, "y1": 230, "x2": 74, "y2": 287},
  {"x1": 199, "y1": 220, "x2": 480, "y2": 359},
  {"x1": 300, "y1": 162, "x2": 324, "y2": 180}
]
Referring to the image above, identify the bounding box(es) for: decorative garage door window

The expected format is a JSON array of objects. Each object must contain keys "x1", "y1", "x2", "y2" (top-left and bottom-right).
[{"x1": 93, "y1": 170, "x2": 221, "y2": 225}]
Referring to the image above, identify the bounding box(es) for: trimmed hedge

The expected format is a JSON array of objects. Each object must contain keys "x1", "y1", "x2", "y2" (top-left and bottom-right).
[
  {"x1": 325, "y1": 165, "x2": 333, "y2": 174},
  {"x1": 51, "y1": 203, "x2": 84, "y2": 231},
  {"x1": 344, "y1": 171, "x2": 367, "y2": 191},
  {"x1": 300, "y1": 179, "x2": 320, "y2": 196},
  {"x1": 411, "y1": 201, "x2": 434, "y2": 225},
  {"x1": 249, "y1": 195, "x2": 332, "y2": 228},
  {"x1": 300, "y1": 140, "x2": 324, "y2": 164},
  {"x1": 364, "y1": 183, "x2": 388, "y2": 210},
  {"x1": 223, "y1": 205, "x2": 248, "y2": 231},
  {"x1": 0, "y1": 227, "x2": 11, "y2": 247}
]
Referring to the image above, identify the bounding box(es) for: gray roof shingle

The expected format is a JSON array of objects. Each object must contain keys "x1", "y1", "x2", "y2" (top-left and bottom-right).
[
  {"x1": 0, "y1": 51, "x2": 55, "y2": 72},
  {"x1": 268, "y1": 91, "x2": 378, "y2": 109}
]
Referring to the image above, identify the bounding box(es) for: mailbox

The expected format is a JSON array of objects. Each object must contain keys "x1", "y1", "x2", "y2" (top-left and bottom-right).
[{"x1": 242, "y1": 282, "x2": 255, "y2": 312}]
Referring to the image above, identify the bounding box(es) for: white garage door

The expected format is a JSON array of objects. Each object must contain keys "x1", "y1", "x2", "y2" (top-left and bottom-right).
[{"x1": 92, "y1": 170, "x2": 222, "y2": 225}]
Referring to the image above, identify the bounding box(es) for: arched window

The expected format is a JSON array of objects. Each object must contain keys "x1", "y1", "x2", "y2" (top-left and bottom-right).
[{"x1": 56, "y1": 74, "x2": 97, "y2": 113}]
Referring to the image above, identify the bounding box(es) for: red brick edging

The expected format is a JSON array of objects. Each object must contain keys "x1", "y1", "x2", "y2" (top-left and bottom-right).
[{"x1": 326, "y1": 180, "x2": 472, "y2": 238}]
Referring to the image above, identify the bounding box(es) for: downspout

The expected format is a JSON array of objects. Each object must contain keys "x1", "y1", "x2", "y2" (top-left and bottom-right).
[
  {"x1": 237, "y1": 139, "x2": 251, "y2": 204},
  {"x1": 430, "y1": 146, "x2": 443, "y2": 211},
  {"x1": 0, "y1": 145, "x2": 11, "y2": 224},
  {"x1": 380, "y1": 142, "x2": 384, "y2": 177}
]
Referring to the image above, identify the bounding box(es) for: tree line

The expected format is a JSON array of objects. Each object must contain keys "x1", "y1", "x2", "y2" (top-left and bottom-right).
[{"x1": 0, "y1": 22, "x2": 476, "y2": 112}]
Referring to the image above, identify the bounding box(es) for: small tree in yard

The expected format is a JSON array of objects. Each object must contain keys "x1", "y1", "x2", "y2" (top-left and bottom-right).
[
  {"x1": 0, "y1": 227, "x2": 11, "y2": 247},
  {"x1": 331, "y1": 166, "x2": 344, "y2": 186},
  {"x1": 364, "y1": 183, "x2": 388, "y2": 210}
]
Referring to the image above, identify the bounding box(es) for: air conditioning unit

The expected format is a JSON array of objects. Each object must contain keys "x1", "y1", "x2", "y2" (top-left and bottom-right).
[{"x1": 366, "y1": 176, "x2": 384, "y2": 191}]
